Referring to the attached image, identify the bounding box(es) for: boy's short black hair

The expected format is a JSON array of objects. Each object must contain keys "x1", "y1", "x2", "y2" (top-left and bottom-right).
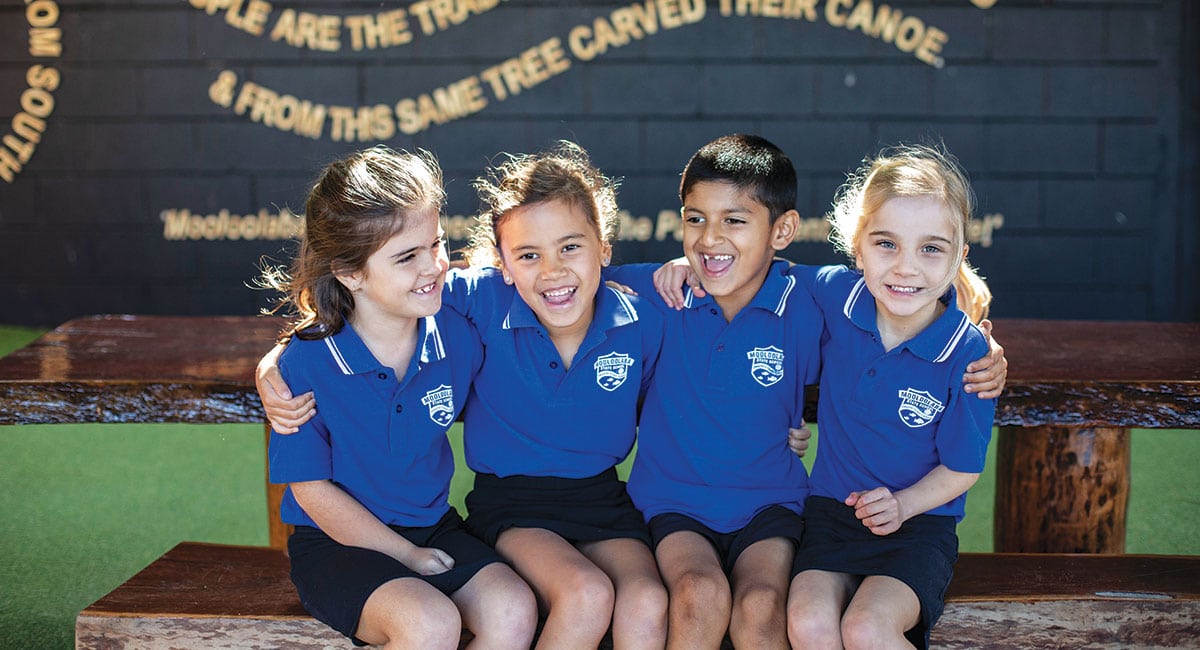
[{"x1": 679, "y1": 134, "x2": 798, "y2": 221}]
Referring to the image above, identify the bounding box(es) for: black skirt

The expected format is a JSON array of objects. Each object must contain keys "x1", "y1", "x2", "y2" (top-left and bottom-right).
[
  {"x1": 465, "y1": 468, "x2": 651, "y2": 547},
  {"x1": 792, "y1": 496, "x2": 958, "y2": 649},
  {"x1": 287, "y1": 510, "x2": 503, "y2": 644}
]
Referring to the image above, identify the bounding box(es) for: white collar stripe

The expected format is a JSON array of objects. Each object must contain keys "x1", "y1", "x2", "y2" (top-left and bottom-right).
[
  {"x1": 324, "y1": 337, "x2": 354, "y2": 375},
  {"x1": 608, "y1": 286, "x2": 640, "y2": 322},
  {"x1": 424, "y1": 316, "x2": 446, "y2": 360},
  {"x1": 935, "y1": 314, "x2": 971, "y2": 363},
  {"x1": 774, "y1": 275, "x2": 796, "y2": 316},
  {"x1": 843, "y1": 277, "x2": 867, "y2": 319}
]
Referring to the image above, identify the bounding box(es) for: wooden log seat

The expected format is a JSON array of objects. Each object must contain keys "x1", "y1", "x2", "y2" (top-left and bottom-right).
[
  {"x1": 5, "y1": 315, "x2": 1199, "y2": 554},
  {"x1": 76, "y1": 542, "x2": 1200, "y2": 649}
]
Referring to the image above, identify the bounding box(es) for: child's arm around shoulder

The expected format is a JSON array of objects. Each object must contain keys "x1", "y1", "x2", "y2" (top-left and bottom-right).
[
  {"x1": 605, "y1": 263, "x2": 669, "y2": 308},
  {"x1": 964, "y1": 319, "x2": 1007, "y2": 399},
  {"x1": 258, "y1": 340, "x2": 314, "y2": 433},
  {"x1": 441, "y1": 266, "x2": 506, "y2": 321}
]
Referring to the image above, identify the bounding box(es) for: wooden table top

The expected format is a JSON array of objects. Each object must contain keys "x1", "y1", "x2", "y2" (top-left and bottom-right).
[
  {"x1": 989, "y1": 318, "x2": 1200, "y2": 428},
  {"x1": 0, "y1": 314, "x2": 284, "y2": 424},
  {"x1": 1, "y1": 314, "x2": 1197, "y2": 427}
]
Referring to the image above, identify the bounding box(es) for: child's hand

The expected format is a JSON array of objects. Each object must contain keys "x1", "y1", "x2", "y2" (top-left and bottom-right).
[
  {"x1": 787, "y1": 421, "x2": 812, "y2": 458},
  {"x1": 604, "y1": 279, "x2": 638, "y2": 296},
  {"x1": 403, "y1": 547, "x2": 455, "y2": 575},
  {"x1": 963, "y1": 318, "x2": 1007, "y2": 399},
  {"x1": 652, "y1": 257, "x2": 703, "y2": 309},
  {"x1": 845, "y1": 488, "x2": 905, "y2": 536},
  {"x1": 257, "y1": 345, "x2": 316, "y2": 434}
]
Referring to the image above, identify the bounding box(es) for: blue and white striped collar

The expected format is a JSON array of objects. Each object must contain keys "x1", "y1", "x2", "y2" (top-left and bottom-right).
[
  {"x1": 842, "y1": 276, "x2": 973, "y2": 363},
  {"x1": 501, "y1": 285, "x2": 640, "y2": 332},
  {"x1": 681, "y1": 259, "x2": 796, "y2": 318},
  {"x1": 322, "y1": 315, "x2": 447, "y2": 375}
]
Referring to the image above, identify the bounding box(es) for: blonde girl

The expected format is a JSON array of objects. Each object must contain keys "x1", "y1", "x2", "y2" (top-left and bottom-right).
[{"x1": 786, "y1": 144, "x2": 997, "y2": 650}]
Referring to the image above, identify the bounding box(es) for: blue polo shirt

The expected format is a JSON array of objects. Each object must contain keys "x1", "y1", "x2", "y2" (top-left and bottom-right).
[
  {"x1": 442, "y1": 267, "x2": 663, "y2": 478},
  {"x1": 805, "y1": 265, "x2": 995, "y2": 521},
  {"x1": 606, "y1": 261, "x2": 823, "y2": 532},
  {"x1": 268, "y1": 312, "x2": 482, "y2": 528}
]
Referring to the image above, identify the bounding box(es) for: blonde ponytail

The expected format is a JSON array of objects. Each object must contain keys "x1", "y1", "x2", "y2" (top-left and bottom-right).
[{"x1": 954, "y1": 262, "x2": 991, "y2": 323}]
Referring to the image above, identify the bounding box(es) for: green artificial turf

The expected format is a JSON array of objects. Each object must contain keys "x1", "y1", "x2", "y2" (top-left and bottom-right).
[{"x1": 1, "y1": 327, "x2": 1197, "y2": 649}]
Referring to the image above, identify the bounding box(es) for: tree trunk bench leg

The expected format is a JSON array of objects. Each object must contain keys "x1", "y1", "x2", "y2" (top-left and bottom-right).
[{"x1": 994, "y1": 425, "x2": 1130, "y2": 553}]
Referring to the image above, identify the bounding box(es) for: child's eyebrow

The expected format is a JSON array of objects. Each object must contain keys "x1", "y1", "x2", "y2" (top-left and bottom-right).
[
  {"x1": 510, "y1": 232, "x2": 586, "y2": 253},
  {"x1": 867, "y1": 229, "x2": 954, "y2": 245},
  {"x1": 389, "y1": 245, "x2": 421, "y2": 259}
]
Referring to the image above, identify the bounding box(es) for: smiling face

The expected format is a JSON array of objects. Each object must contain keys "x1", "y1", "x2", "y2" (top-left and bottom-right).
[
  {"x1": 496, "y1": 197, "x2": 611, "y2": 342},
  {"x1": 855, "y1": 195, "x2": 966, "y2": 333},
  {"x1": 338, "y1": 206, "x2": 449, "y2": 328},
  {"x1": 681, "y1": 180, "x2": 797, "y2": 320}
]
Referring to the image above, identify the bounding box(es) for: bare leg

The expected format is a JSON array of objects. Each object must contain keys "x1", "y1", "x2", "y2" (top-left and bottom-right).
[
  {"x1": 787, "y1": 569, "x2": 858, "y2": 650},
  {"x1": 452, "y1": 562, "x2": 538, "y2": 650},
  {"x1": 728, "y1": 537, "x2": 793, "y2": 650},
  {"x1": 655, "y1": 531, "x2": 731, "y2": 650},
  {"x1": 356, "y1": 577, "x2": 461, "y2": 650},
  {"x1": 840, "y1": 575, "x2": 921, "y2": 650},
  {"x1": 580, "y1": 537, "x2": 668, "y2": 650},
  {"x1": 497, "y1": 527, "x2": 615, "y2": 649}
]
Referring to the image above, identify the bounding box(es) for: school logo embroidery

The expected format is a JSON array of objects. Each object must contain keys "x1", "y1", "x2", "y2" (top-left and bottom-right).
[
  {"x1": 747, "y1": 346, "x2": 785, "y2": 387},
  {"x1": 594, "y1": 352, "x2": 635, "y2": 391},
  {"x1": 897, "y1": 388, "x2": 945, "y2": 428},
  {"x1": 420, "y1": 384, "x2": 456, "y2": 427}
]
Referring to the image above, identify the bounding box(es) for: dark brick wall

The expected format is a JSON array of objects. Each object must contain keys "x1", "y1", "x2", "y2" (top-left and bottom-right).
[{"x1": 0, "y1": 0, "x2": 1195, "y2": 326}]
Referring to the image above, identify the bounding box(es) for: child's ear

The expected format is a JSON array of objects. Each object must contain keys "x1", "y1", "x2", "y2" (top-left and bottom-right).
[
  {"x1": 332, "y1": 264, "x2": 363, "y2": 292},
  {"x1": 493, "y1": 248, "x2": 514, "y2": 284},
  {"x1": 601, "y1": 240, "x2": 613, "y2": 266},
  {"x1": 770, "y1": 210, "x2": 800, "y2": 252}
]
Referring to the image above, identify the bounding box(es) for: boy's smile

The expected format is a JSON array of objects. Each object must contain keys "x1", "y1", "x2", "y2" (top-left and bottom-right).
[{"x1": 681, "y1": 180, "x2": 797, "y2": 320}]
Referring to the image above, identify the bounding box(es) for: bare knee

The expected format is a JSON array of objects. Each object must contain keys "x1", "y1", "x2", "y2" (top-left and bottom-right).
[
  {"x1": 374, "y1": 595, "x2": 461, "y2": 650},
  {"x1": 617, "y1": 577, "x2": 669, "y2": 634},
  {"x1": 841, "y1": 608, "x2": 897, "y2": 650},
  {"x1": 731, "y1": 582, "x2": 787, "y2": 646},
  {"x1": 670, "y1": 569, "x2": 731, "y2": 616},
  {"x1": 471, "y1": 580, "x2": 537, "y2": 648},
  {"x1": 735, "y1": 581, "x2": 786, "y2": 626},
  {"x1": 788, "y1": 612, "x2": 842, "y2": 650},
  {"x1": 551, "y1": 567, "x2": 615, "y2": 627}
]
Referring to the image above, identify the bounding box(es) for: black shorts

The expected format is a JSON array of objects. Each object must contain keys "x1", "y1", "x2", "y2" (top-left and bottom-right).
[
  {"x1": 287, "y1": 509, "x2": 504, "y2": 645},
  {"x1": 791, "y1": 496, "x2": 959, "y2": 650},
  {"x1": 465, "y1": 468, "x2": 651, "y2": 547},
  {"x1": 648, "y1": 505, "x2": 804, "y2": 575}
]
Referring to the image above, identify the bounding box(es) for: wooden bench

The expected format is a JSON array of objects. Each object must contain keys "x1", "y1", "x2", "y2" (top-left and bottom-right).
[
  {"x1": 990, "y1": 319, "x2": 1200, "y2": 553},
  {"x1": 74, "y1": 541, "x2": 1200, "y2": 649},
  {"x1": 2, "y1": 314, "x2": 1199, "y2": 646},
  {"x1": 1, "y1": 314, "x2": 1197, "y2": 553}
]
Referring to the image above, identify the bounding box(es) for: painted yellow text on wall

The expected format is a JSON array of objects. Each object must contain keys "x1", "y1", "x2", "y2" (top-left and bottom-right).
[
  {"x1": 1, "y1": 0, "x2": 62, "y2": 184},
  {"x1": 196, "y1": 0, "x2": 990, "y2": 140}
]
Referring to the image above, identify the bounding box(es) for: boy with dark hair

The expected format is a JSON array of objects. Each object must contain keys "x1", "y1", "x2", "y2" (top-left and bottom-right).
[{"x1": 606, "y1": 134, "x2": 822, "y2": 648}]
